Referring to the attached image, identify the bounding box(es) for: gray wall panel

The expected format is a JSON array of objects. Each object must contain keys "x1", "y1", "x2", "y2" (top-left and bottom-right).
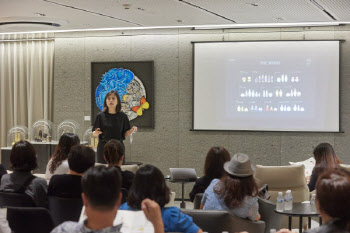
[{"x1": 53, "y1": 27, "x2": 350, "y2": 198}]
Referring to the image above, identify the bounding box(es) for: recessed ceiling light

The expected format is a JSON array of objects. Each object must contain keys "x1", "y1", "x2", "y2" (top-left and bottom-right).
[
  {"x1": 122, "y1": 4, "x2": 131, "y2": 10},
  {"x1": 274, "y1": 17, "x2": 286, "y2": 21},
  {"x1": 246, "y1": 3, "x2": 259, "y2": 7},
  {"x1": 34, "y1": 13, "x2": 46, "y2": 17}
]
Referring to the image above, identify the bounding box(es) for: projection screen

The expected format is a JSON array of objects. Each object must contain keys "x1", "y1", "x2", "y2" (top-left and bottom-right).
[{"x1": 193, "y1": 41, "x2": 340, "y2": 132}]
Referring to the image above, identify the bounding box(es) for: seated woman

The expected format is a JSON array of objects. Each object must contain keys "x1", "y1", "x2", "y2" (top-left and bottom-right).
[
  {"x1": 201, "y1": 153, "x2": 260, "y2": 221},
  {"x1": 0, "y1": 140, "x2": 48, "y2": 208},
  {"x1": 48, "y1": 145, "x2": 95, "y2": 198},
  {"x1": 45, "y1": 133, "x2": 80, "y2": 180},
  {"x1": 308, "y1": 142, "x2": 342, "y2": 192},
  {"x1": 189, "y1": 146, "x2": 230, "y2": 202},
  {"x1": 104, "y1": 139, "x2": 134, "y2": 190},
  {"x1": 120, "y1": 165, "x2": 203, "y2": 233},
  {"x1": 278, "y1": 169, "x2": 350, "y2": 233}
]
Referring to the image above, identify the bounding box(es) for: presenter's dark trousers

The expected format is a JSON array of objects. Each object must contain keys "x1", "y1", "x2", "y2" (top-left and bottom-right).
[{"x1": 97, "y1": 140, "x2": 125, "y2": 164}]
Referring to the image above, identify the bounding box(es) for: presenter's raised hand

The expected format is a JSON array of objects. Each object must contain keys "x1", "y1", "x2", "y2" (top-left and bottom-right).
[
  {"x1": 132, "y1": 126, "x2": 138, "y2": 133},
  {"x1": 92, "y1": 128, "x2": 102, "y2": 137}
]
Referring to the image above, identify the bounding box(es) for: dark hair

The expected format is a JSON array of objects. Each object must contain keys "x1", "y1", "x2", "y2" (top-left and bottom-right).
[
  {"x1": 103, "y1": 91, "x2": 121, "y2": 113},
  {"x1": 313, "y1": 143, "x2": 341, "y2": 176},
  {"x1": 68, "y1": 145, "x2": 95, "y2": 173},
  {"x1": 104, "y1": 140, "x2": 124, "y2": 165},
  {"x1": 128, "y1": 165, "x2": 170, "y2": 209},
  {"x1": 82, "y1": 166, "x2": 121, "y2": 210},
  {"x1": 215, "y1": 174, "x2": 258, "y2": 208},
  {"x1": 10, "y1": 140, "x2": 38, "y2": 172},
  {"x1": 49, "y1": 133, "x2": 80, "y2": 173},
  {"x1": 316, "y1": 169, "x2": 350, "y2": 231},
  {"x1": 204, "y1": 147, "x2": 231, "y2": 178}
]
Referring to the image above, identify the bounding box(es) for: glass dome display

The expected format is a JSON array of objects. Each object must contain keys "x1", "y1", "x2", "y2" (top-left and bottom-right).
[
  {"x1": 30, "y1": 120, "x2": 54, "y2": 143},
  {"x1": 83, "y1": 127, "x2": 98, "y2": 149},
  {"x1": 57, "y1": 119, "x2": 80, "y2": 139},
  {"x1": 7, "y1": 125, "x2": 29, "y2": 147}
]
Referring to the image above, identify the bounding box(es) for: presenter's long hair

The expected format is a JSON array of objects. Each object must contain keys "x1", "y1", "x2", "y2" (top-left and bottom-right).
[
  {"x1": 103, "y1": 90, "x2": 121, "y2": 113},
  {"x1": 204, "y1": 147, "x2": 230, "y2": 178},
  {"x1": 313, "y1": 142, "x2": 342, "y2": 176},
  {"x1": 127, "y1": 164, "x2": 170, "y2": 209},
  {"x1": 49, "y1": 133, "x2": 80, "y2": 173},
  {"x1": 316, "y1": 169, "x2": 350, "y2": 231}
]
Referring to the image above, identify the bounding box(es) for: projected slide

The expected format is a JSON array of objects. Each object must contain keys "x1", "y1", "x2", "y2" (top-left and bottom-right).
[{"x1": 193, "y1": 41, "x2": 339, "y2": 132}]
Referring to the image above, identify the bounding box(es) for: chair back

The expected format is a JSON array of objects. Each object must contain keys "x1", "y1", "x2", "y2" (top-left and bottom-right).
[
  {"x1": 48, "y1": 196, "x2": 83, "y2": 226},
  {"x1": 193, "y1": 193, "x2": 203, "y2": 209},
  {"x1": 0, "y1": 192, "x2": 35, "y2": 207},
  {"x1": 255, "y1": 164, "x2": 309, "y2": 202},
  {"x1": 340, "y1": 164, "x2": 350, "y2": 172},
  {"x1": 255, "y1": 164, "x2": 309, "y2": 229},
  {"x1": 258, "y1": 197, "x2": 282, "y2": 233},
  {"x1": 7, "y1": 207, "x2": 54, "y2": 233},
  {"x1": 121, "y1": 164, "x2": 139, "y2": 174},
  {"x1": 181, "y1": 209, "x2": 265, "y2": 233}
]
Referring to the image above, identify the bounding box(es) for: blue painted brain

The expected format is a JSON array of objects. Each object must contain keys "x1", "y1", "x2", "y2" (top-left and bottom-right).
[{"x1": 95, "y1": 68, "x2": 134, "y2": 111}]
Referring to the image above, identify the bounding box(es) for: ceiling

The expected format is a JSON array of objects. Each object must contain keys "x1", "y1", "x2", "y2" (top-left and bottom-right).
[{"x1": 1, "y1": 0, "x2": 350, "y2": 33}]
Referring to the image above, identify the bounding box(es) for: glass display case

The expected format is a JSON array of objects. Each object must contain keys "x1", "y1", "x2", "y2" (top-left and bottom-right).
[
  {"x1": 30, "y1": 120, "x2": 54, "y2": 143},
  {"x1": 57, "y1": 119, "x2": 80, "y2": 140},
  {"x1": 7, "y1": 125, "x2": 29, "y2": 147},
  {"x1": 83, "y1": 126, "x2": 98, "y2": 150}
]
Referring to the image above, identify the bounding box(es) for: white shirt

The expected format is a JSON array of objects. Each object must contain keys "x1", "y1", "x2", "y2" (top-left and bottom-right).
[{"x1": 45, "y1": 159, "x2": 69, "y2": 180}]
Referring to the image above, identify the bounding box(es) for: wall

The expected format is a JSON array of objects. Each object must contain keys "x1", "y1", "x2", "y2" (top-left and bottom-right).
[{"x1": 53, "y1": 26, "x2": 350, "y2": 195}]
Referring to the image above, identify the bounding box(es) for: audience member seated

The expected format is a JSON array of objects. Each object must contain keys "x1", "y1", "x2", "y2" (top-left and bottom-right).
[
  {"x1": 201, "y1": 153, "x2": 260, "y2": 221},
  {"x1": 104, "y1": 139, "x2": 135, "y2": 190},
  {"x1": 51, "y1": 166, "x2": 165, "y2": 233},
  {"x1": 120, "y1": 164, "x2": 203, "y2": 233},
  {"x1": 277, "y1": 168, "x2": 350, "y2": 233},
  {"x1": 45, "y1": 133, "x2": 80, "y2": 180},
  {"x1": 189, "y1": 146, "x2": 230, "y2": 202},
  {"x1": 0, "y1": 140, "x2": 48, "y2": 208},
  {"x1": 308, "y1": 142, "x2": 342, "y2": 192},
  {"x1": 48, "y1": 145, "x2": 95, "y2": 198}
]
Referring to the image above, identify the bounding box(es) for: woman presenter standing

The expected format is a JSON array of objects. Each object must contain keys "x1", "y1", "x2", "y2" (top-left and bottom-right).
[{"x1": 92, "y1": 90, "x2": 137, "y2": 164}]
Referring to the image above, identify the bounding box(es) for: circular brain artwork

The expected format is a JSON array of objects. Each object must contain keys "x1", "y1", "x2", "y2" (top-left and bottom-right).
[{"x1": 95, "y1": 68, "x2": 149, "y2": 120}]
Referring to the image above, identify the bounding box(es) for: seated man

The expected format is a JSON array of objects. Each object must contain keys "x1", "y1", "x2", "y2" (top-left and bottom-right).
[
  {"x1": 51, "y1": 166, "x2": 164, "y2": 233},
  {"x1": 48, "y1": 145, "x2": 95, "y2": 198}
]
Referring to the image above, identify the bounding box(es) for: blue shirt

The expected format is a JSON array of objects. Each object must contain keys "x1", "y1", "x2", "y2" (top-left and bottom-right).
[
  {"x1": 119, "y1": 203, "x2": 200, "y2": 233},
  {"x1": 201, "y1": 179, "x2": 259, "y2": 221}
]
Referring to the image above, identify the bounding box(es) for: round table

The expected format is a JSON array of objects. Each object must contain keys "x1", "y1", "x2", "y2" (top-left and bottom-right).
[{"x1": 274, "y1": 202, "x2": 321, "y2": 232}]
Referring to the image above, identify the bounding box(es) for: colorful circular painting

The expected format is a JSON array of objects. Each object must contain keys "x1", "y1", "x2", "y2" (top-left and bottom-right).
[{"x1": 95, "y1": 68, "x2": 149, "y2": 120}]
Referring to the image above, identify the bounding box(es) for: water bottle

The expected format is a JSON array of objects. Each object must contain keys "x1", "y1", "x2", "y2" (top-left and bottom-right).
[
  {"x1": 310, "y1": 193, "x2": 317, "y2": 213},
  {"x1": 284, "y1": 190, "x2": 293, "y2": 210},
  {"x1": 270, "y1": 230, "x2": 277, "y2": 233},
  {"x1": 276, "y1": 192, "x2": 284, "y2": 211}
]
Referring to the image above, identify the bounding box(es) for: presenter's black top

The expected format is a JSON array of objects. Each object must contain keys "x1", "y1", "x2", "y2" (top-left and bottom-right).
[{"x1": 92, "y1": 112, "x2": 131, "y2": 143}]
